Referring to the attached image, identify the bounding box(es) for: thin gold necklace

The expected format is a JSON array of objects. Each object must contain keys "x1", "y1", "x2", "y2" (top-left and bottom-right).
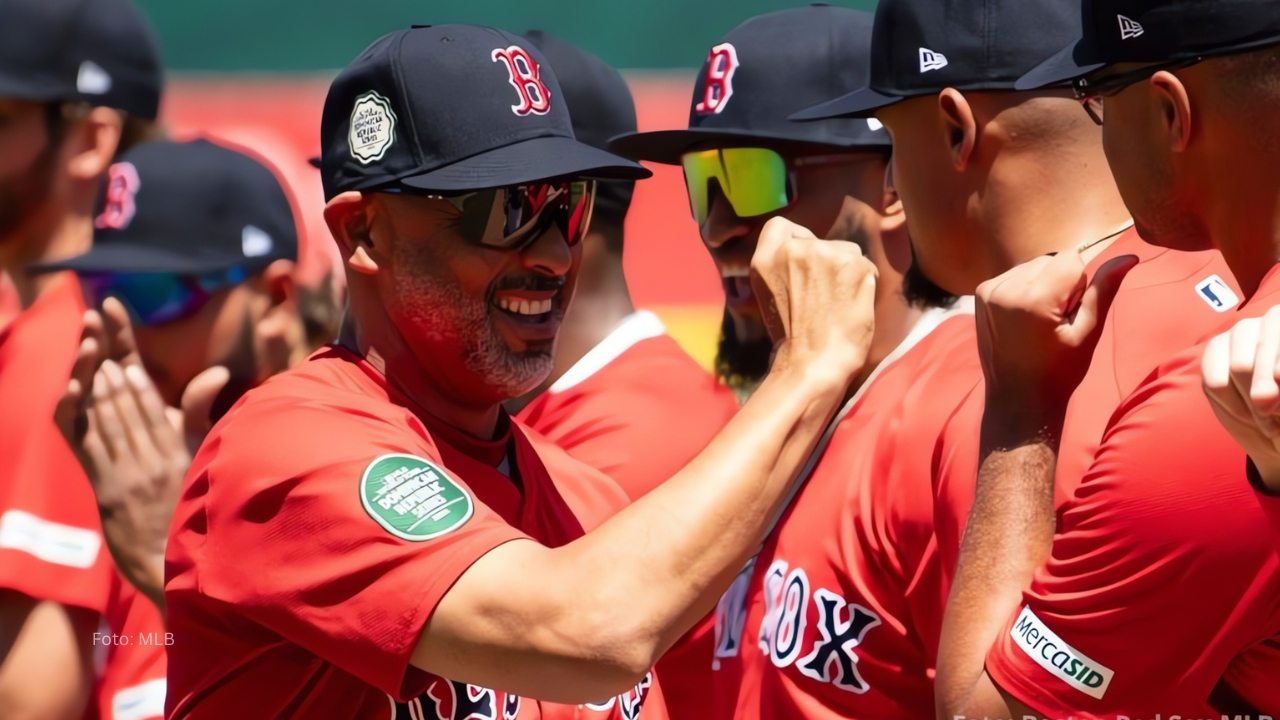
[{"x1": 1077, "y1": 220, "x2": 1136, "y2": 254}]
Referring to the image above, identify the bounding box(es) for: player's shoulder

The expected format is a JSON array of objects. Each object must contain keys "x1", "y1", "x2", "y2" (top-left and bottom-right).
[
  {"x1": 1076, "y1": 340, "x2": 1252, "y2": 530},
  {"x1": 229, "y1": 346, "x2": 404, "y2": 415},
  {"x1": 1100, "y1": 341, "x2": 1214, "y2": 446},
  {"x1": 588, "y1": 333, "x2": 725, "y2": 392},
  {"x1": 882, "y1": 299, "x2": 980, "y2": 389},
  {"x1": 1119, "y1": 240, "x2": 1240, "y2": 307},
  {"x1": 0, "y1": 275, "x2": 84, "y2": 398},
  {"x1": 548, "y1": 331, "x2": 737, "y2": 420},
  {"x1": 201, "y1": 348, "x2": 434, "y2": 474}
]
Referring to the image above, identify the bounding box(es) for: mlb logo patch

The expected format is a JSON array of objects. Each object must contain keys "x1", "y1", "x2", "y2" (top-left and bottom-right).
[{"x1": 1195, "y1": 275, "x2": 1240, "y2": 313}]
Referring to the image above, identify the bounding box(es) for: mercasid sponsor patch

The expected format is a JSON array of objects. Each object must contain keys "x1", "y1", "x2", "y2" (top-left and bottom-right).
[{"x1": 1009, "y1": 605, "x2": 1115, "y2": 700}]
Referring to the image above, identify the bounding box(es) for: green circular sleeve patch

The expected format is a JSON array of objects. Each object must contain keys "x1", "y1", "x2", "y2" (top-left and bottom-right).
[{"x1": 359, "y1": 454, "x2": 474, "y2": 541}]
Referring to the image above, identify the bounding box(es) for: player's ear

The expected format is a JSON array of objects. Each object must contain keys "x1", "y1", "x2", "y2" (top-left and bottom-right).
[
  {"x1": 258, "y1": 259, "x2": 297, "y2": 311},
  {"x1": 65, "y1": 106, "x2": 125, "y2": 182},
  {"x1": 879, "y1": 153, "x2": 906, "y2": 235},
  {"x1": 323, "y1": 192, "x2": 379, "y2": 276},
  {"x1": 252, "y1": 259, "x2": 307, "y2": 373},
  {"x1": 1150, "y1": 70, "x2": 1193, "y2": 153},
  {"x1": 937, "y1": 88, "x2": 977, "y2": 172}
]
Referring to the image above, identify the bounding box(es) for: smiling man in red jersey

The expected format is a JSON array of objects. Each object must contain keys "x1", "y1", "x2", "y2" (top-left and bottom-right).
[
  {"x1": 163, "y1": 24, "x2": 883, "y2": 720},
  {"x1": 936, "y1": 0, "x2": 1280, "y2": 716}
]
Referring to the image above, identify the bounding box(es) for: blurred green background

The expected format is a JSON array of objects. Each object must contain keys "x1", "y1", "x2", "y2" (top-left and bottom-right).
[{"x1": 133, "y1": 0, "x2": 876, "y2": 71}]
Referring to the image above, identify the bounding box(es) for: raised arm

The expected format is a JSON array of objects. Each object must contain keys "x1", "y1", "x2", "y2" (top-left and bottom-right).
[{"x1": 936, "y1": 252, "x2": 1135, "y2": 719}]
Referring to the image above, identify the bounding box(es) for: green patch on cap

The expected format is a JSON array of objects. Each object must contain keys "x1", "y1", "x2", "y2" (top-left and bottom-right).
[{"x1": 359, "y1": 454, "x2": 473, "y2": 541}]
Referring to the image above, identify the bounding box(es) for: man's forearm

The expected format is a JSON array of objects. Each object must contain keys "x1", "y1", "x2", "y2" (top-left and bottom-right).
[
  {"x1": 423, "y1": 362, "x2": 856, "y2": 701},
  {"x1": 563, "y1": 362, "x2": 853, "y2": 657},
  {"x1": 935, "y1": 404, "x2": 1059, "y2": 718}
]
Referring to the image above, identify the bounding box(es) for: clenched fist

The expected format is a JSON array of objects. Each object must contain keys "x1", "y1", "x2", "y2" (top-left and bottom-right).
[
  {"x1": 750, "y1": 216, "x2": 878, "y2": 384},
  {"x1": 976, "y1": 251, "x2": 1137, "y2": 436},
  {"x1": 1202, "y1": 305, "x2": 1280, "y2": 494}
]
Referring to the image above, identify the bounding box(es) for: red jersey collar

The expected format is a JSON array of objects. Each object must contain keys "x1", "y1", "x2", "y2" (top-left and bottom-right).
[
  {"x1": 1086, "y1": 227, "x2": 1161, "y2": 272},
  {"x1": 328, "y1": 344, "x2": 513, "y2": 466}
]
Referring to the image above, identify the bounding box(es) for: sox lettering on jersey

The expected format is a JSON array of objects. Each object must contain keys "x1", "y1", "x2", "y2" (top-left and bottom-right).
[
  {"x1": 694, "y1": 42, "x2": 740, "y2": 115},
  {"x1": 717, "y1": 558, "x2": 883, "y2": 695},
  {"x1": 95, "y1": 162, "x2": 141, "y2": 230},
  {"x1": 397, "y1": 672, "x2": 653, "y2": 719},
  {"x1": 582, "y1": 671, "x2": 655, "y2": 720},
  {"x1": 712, "y1": 559, "x2": 755, "y2": 668},
  {"x1": 760, "y1": 561, "x2": 809, "y2": 667},
  {"x1": 395, "y1": 679, "x2": 502, "y2": 720},
  {"x1": 491, "y1": 46, "x2": 552, "y2": 116},
  {"x1": 795, "y1": 588, "x2": 881, "y2": 693}
]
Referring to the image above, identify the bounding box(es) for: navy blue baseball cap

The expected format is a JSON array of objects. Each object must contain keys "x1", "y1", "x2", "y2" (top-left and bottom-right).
[
  {"x1": 319, "y1": 24, "x2": 649, "y2": 201},
  {"x1": 524, "y1": 30, "x2": 638, "y2": 221},
  {"x1": 793, "y1": 0, "x2": 1081, "y2": 121},
  {"x1": 1018, "y1": 0, "x2": 1280, "y2": 90},
  {"x1": 41, "y1": 138, "x2": 298, "y2": 275},
  {"x1": 0, "y1": 0, "x2": 163, "y2": 119},
  {"x1": 608, "y1": 4, "x2": 888, "y2": 166}
]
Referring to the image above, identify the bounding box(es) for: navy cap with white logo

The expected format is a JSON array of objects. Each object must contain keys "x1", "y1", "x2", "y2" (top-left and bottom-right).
[
  {"x1": 319, "y1": 24, "x2": 649, "y2": 201},
  {"x1": 608, "y1": 4, "x2": 888, "y2": 166},
  {"x1": 41, "y1": 138, "x2": 298, "y2": 275},
  {"x1": 1017, "y1": 0, "x2": 1280, "y2": 90},
  {"x1": 523, "y1": 30, "x2": 638, "y2": 222},
  {"x1": 0, "y1": 0, "x2": 163, "y2": 119},
  {"x1": 792, "y1": 0, "x2": 1081, "y2": 120}
]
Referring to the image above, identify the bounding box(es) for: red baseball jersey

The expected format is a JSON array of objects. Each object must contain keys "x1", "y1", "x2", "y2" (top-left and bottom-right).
[
  {"x1": 932, "y1": 234, "x2": 1242, "y2": 584},
  {"x1": 1260, "y1": 487, "x2": 1280, "y2": 545},
  {"x1": 516, "y1": 311, "x2": 738, "y2": 720},
  {"x1": 517, "y1": 311, "x2": 738, "y2": 501},
  {"x1": 89, "y1": 574, "x2": 168, "y2": 720},
  {"x1": 0, "y1": 275, "x2": 113, "y2": 613},
  {"x1": 711, "y1": 303, "x2": 982, "y2": 719},
  {"x1": 983, "y1": 265, "x2": 1280, "y2": 715},
  {"x1": 165, "y1": 346, "x2": 665, "y2": 720}
]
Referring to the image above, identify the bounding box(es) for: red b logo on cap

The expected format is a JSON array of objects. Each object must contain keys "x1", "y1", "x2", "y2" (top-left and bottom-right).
[
  {"x1": 695, "y1": 43, "x2": 740, "y2": 115},
  {"x1": 95, "y1": 162, "x2": 141, "y2": 231},
  {"x1": 491, "y1": 46, "x2": 552, "y2": 116}
]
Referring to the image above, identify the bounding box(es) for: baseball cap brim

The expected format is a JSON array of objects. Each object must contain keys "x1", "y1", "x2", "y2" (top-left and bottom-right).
[
  {"x1": 33, "y1": 242, "x2": 248, "y2": 276},
  {"x1": 608, "y1": 127, "x2": 888, "y2": 166},
  {"x1": 397, "y1": 134, "x2": 649, "y2": 192},
  {"x1": 0, "y1": 71, "x2": 70, "y2": 104},
  {"x1": 790, "y1": 85, "x2": 904, "y2": 122},
  {"x1": 1015, "y1": 41, "x2": 1106, "y2": 91}
]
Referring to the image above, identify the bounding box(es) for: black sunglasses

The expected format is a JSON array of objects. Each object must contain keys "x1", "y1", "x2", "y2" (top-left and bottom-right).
[
  {"x1": 378, "y1": 181, "x2": 596, "y2": 251},
  {"x1": 1072, "y1": 56, "x2": 1205, "y2": 125}
]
